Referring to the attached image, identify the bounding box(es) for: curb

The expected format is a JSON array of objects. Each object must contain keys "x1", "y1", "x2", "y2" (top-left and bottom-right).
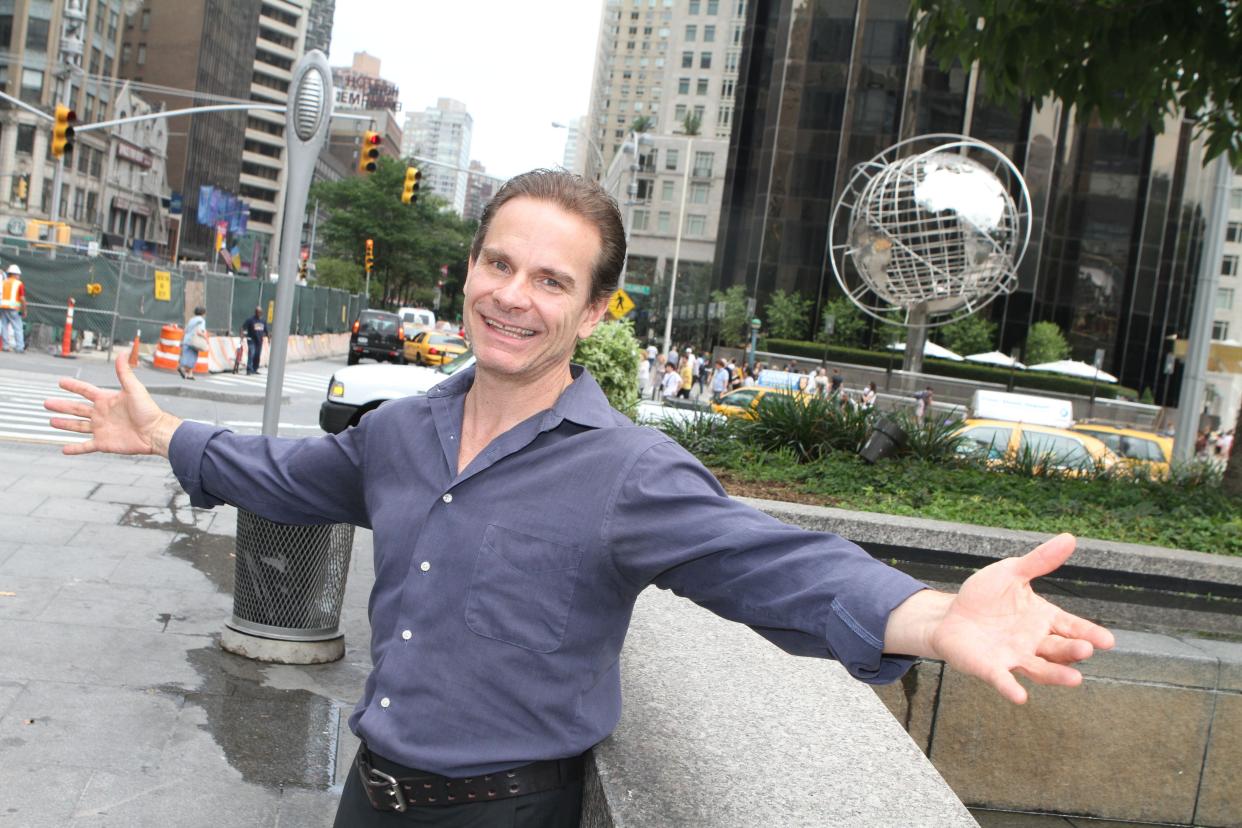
[{"x1": 146, "y1": 384, "x2": 292, "y2": 405}]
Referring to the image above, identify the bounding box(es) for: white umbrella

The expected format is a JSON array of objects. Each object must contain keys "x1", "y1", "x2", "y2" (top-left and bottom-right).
[
  {"x1": 1026, "y1": 359, "x2": 1118, "y2": 383},
  {"x1": 885, "y1": 341, "x2": 965, "y2": 361},
  {"x1": 965, "y1": 350, "x2": 1026, "y2": 369}
]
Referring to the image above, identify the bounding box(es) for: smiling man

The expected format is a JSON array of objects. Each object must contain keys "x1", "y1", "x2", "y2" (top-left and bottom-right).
[{"x1": 46, "y1": 170, "x2": 1112, "y2": 828}]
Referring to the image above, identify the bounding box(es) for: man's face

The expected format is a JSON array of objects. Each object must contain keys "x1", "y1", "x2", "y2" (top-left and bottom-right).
[{"x1": 463, "y1": 197, "x2": 608, "y2": 382}]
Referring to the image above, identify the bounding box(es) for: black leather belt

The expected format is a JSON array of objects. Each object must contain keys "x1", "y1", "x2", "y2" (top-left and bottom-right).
[{"x1": 356, "y1": 744, "x2": 586, "y2": 812}]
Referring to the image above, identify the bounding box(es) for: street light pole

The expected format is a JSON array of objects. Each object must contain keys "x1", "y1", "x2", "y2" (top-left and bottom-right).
[{"x1": 662, "y1": 135, "x2": 693, "y2": 357}]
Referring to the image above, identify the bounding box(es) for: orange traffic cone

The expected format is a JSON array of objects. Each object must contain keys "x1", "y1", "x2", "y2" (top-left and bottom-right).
[
  {"x1": 128, "y1": 329, "x2": 141, "y2": 368},
  {"x1": 54, "y1": 298, "x2": 77, "y2": 360}
]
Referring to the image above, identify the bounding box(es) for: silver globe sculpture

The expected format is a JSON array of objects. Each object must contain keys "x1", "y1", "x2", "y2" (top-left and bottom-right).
[{"x1": 828, "y1": 135, "x2": 1032, "y2": 363}]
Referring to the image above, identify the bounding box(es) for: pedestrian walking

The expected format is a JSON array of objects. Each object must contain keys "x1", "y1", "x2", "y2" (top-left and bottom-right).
[
  {"x1": 49, "y1": 169, "x2": 1112, "y2": 828},
  {"x1": 861, "y1": 382, "x2": 877, "y2": 410},
  {"x1": 0, "y1": 264, "x2": 27, "y2": 353},
  {"x1": 710, "y1": 358, "x2": 729, "y2": 403},
  {"x1": 637, "y1": 354, "x2": 650, "y2": 395},
  {"x1": 660, "y1": 360, "x2": 682, "y2": 401},
  {"x1": 913, "y1": 385, "x2": 934, "y2": 423},
  {"x1": 829, "y1": 368, "x2": 844, "y2": 397},
  {"x1": 178, "y1": 306, "x2": 207, "y2": 380},
  {"x1": 678, "y1": 351, "x2": 693, "y2": 399},
  {"x1": 240, "y1": 306, "x2": 268, "y2": 375}
]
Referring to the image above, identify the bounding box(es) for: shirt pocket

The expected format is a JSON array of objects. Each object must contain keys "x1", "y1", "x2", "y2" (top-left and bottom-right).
[{"x1": 465, "y1": 523, "x2": 583, "y2": 653}]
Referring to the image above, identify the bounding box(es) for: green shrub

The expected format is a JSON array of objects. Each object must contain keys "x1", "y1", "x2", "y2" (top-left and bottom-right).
[
  {"x1": 1025, "y1": 321, "x2": 1070, "y2": 364},
  {"x1": 574, "y1": 320, "x2": 640, "y2": 418},
  {"x1": 740, "y1": 392, "x2": 874, "y2": 462},
  {"x1": 887, "y1": 409, "x2": 969, "y2": 463}
]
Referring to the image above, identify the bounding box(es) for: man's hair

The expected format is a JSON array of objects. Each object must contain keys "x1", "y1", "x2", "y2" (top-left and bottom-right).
[{"x1": 470, "y1": 169, "x2": 625, "y2": 305}]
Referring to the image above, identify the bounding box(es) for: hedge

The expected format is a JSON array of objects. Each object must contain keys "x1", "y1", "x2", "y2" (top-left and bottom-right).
[{"x1": 761, "y1": 338, "x2": 1139, "y2": 400}]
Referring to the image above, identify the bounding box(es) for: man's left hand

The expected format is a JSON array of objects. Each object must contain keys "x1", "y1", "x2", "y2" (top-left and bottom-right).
[{"x1": 884, "y1": 533, "x2": 1115, "y2": 704}]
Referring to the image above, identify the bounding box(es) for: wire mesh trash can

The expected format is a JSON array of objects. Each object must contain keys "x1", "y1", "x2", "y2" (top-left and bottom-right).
[{"x1": 228, "y1": 510, "x2": 355, "y2": 642}]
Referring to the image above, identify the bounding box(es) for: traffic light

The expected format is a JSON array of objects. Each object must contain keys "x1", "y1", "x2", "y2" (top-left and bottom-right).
[
  {"x1": 401, "y1": 166, "x2": 421, "y2": 205},
  {"x1": 52, "y1": 104, "x2": 76, "y2": 159},
  {"x1": 364, "y1": 238, "x2": 374, "y2": 273},
  {"x1": 358, "y1": 130, "x2": 381, "y2": 174},
  {"x1": 14, "y1": 175, "x2": 28, "y2": 203}
]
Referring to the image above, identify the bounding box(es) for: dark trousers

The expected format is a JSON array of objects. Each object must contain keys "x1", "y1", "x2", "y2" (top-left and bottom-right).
[
  {"x1": 247, "y1": 337, "x2": 262, "y2": 373},
  {"x1": 333, "y1": 747, "x2": 583, "y2": 828}
]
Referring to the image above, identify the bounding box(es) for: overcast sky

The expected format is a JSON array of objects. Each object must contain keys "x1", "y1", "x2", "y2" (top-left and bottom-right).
[{"x1": 328, "y1": 1, "x2": 604, "y2": 180}]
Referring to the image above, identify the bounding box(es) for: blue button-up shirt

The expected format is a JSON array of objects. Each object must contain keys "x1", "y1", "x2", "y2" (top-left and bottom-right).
[{"x1": 169, "y1": 365, "x2": 926, "y2": 777}]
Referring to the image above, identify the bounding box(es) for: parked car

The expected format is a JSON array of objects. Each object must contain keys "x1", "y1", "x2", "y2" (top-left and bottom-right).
[
  {"x1": 955, "y1": 418, "x2": 1118, "y2": 475},
  {"x1": 1070, "y1": 422, "x2": 1173, "y2": 477},
  {"x1": 710, "y1": 386, "x2": 811, "y2": 419},
  {"x1": 320, "y1": 349, "x2": 475, "y2": 433},
  {"x1": 404, "y1": 331, "x2": 468, "y2": 366},
  {"x1": 348, "y1": 310, "x2": 405, "y2": 365}
]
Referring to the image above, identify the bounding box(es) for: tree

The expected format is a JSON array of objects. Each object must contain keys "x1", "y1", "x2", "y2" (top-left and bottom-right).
[
  {"x1": 711, "y1": 284, "x2": 750, "y2": 345},
  {"x1": 682, "y1": 113, "x2": 702, "y2": 136},
  {"x1": 310, "y1": 157, "x2": 476, "y2": 310},
  {"x1": 816, "y1": 296, "x2": 869, "y2": 348},
  {"x1": 910, "y1": 0, "x2": 1242, "y2": 165},
  {"x1": 1024, "y1": 321, "x2": 1070, "y2": 365},
  {"x1": 936, "y1": 313, "x2": 997, "y2": 357},
  {"x1": 311, "y1": 257, "x2": 365, "y2": 294},
  {"x1": 764, "y1": 289, "x2": 813, "y2": 340},
  {"x1": 630, "y1": 116, "x2": 654, "y2": 134}
]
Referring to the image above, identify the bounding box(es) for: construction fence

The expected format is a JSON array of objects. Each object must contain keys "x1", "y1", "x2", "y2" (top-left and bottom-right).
[{"x1": 1, "y1": 237, "x2": 367, "y2": 355}]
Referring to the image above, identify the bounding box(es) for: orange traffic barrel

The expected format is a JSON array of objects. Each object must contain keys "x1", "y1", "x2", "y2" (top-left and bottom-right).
[
  {"x1": 194, "y1": 337, "x2": 210, "y2": 374},
  {"x1": 153, "y1": 324, "x2": 182, "y2": 372}
]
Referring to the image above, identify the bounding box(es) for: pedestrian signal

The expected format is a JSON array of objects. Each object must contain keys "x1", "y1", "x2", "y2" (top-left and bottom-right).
[
  {"x1": 364, "y1": 238, "x2": 374, "y2": 273},
  {"x1": 85, "y1": 282, "x2": 102, "y2": 296},
  {"x1": 52, "y1": 104, "x2": 77, "y2": 159},
  {"x1": 401, "y1": 166, "x2": 421, "y2": 205},
  {"x1": 358, "y1": 131, "x2": 381, "y2": 174}
]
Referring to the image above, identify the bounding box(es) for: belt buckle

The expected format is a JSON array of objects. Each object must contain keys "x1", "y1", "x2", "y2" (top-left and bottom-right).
[{"x1": 360, "y1": 763, "x2": 408, "y2": 813}]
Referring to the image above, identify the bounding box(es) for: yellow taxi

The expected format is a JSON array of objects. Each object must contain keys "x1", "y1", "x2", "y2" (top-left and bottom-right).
[
  {"x1": 1070, "y1": 423, "x2": 1172, "y2": 478},
  {"x1": 955, "y1": 418, "x2": 1119, "y2": 475},
  {"x1": 710, "y1": 385, "x2": 813, "y2": 420},
  {"x1": 404, "y1": 331, "x2": 468, "y2": 366}
]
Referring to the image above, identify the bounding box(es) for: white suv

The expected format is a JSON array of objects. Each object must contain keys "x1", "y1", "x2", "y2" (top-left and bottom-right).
[{"x1": 319, "y1": 350, "x2": 475, "y2": 433}]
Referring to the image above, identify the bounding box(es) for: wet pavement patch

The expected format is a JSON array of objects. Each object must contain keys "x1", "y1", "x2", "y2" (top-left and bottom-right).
[{"x1": 160, "y1": 645, "x2": 339, "y2": 790}]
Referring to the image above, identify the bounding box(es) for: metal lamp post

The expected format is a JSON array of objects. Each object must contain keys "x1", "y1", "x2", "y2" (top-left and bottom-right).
[{"x1": 662, "y1": 134, "x2": 693, "y2": 357}]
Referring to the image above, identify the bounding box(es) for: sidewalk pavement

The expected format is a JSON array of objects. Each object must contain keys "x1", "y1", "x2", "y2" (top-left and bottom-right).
[{"x1": 0, "y1": 440, "x2": 374, "y2": 827}]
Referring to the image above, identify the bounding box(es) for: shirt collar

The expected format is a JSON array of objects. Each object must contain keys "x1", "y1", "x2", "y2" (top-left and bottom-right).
[{"x1": 429, "y1": 362, "x2": 617, "y2": 431}]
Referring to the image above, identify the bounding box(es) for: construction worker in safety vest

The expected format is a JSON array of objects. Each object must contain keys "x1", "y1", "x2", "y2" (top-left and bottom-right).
[{"x1": 0, "y1": 264, "x2": 26, "y2": 353}]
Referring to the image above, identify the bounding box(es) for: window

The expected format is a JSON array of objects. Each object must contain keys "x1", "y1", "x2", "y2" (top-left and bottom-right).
[
  {"x1": 1223, "y1": 255, "x2": 1239, "y2": 277},
  {"x1": 632, "y1": 209, "x2": 649, "y2": 231},
  {"x1": 678, "y1": 77, "x2": 690, "y2": 94},
  {"x1": 696, "y1": 78, "x2": 709, "y2": 95},
  {"x1": 122, "y1": 42, "x2": 130, "y2": 64},
  {"x1": 685, "y1": 24, "x2": 696, "y2": 41},
  {"x1": 685, "y1": 214, "x2": 707, "y2": 235},
  {"x1": 690, "y1": 182, "x2": 710, "y2": 204},
  {"x1": 692, "y1": 104, "x2": 705, "y2": 121},
  {"x1": 141, "y1": 9, "x2": 150, "y2": 30},
  {"x1": 675, "y1": 104, "x2": 687, "y2": 121},
  {"x1": 1228, "y1": 222, "x2": 1241, "y2": 243},
  {"x1": 681, "y1": 50, "x2": 693, "y2": 68},
  {"x1": 86, "y1": 192, "x2": 98, "y2": 224},
  {"x1": 0, "y1": 14, "x2": 13, "y2": 48},
  {"x1": 657, "y1": 211, "x2": 671, "y2": 232},
  {"x1": 721, "y1": 78, "x2": 735, "y2": 97},
  {"x1": 693, "y1": 151, "x2": 714, "y2": 177},
  {"x1": 689, "y1": 0, "x2": 700, "y2": 12},
  {"x1": 725, "y1": 50, "x2": 739, "y2": 71},
  {"x1": 699, "y1": 51, "x2": 712, "y2": 68},
  {"x1": 959, "y1": 426, "x2": 1012, "y2": 461},
  {"x1": 25, "y1": 16, "x2": 50, "y2": 52},
  {"x1": 19, "y1": 68, "x2": 44, "y2": 104},
  {"x1": 661, "y1": 180, "x2": 675, "y2": 200},
  {"x1": 704, "y1": 24, "x2": 716, "y2": 42},
  {"x1": 636, "y1": 179, "x2": 654, "y2": 200},
  {"x1": 707, "y1": 0, "x2": 719, "y2": 11},
  {"x1": 1232, "y1": 189, "x2": 1242, "y2": 210},
  {"x1": 665, "y1": 148, "x2": 679, "y2": 170},
  {"x1": 15, "y1": 123, "x2": 35, "y2": 154},
  {"x1": 1018, "y1": 432, "x2": 1093, "y2": 471},
  {"x1": 1212, "y1": 320, "x2": 1230, "y2": 340},
  {"x1": 1218, "y1": 287, "x2": 1235, "y2": 311}
]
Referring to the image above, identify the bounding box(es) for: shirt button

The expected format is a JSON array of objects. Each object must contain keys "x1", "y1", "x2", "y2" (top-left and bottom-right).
[
  {"x1": 442, "y1": 493, "x2": 453, "y2": 504},
  {"x1": 380, "y1": 697, "x2": 391, "y2": 708},
  {"x1": 401, "y1": 630, "x2": 412, "y2": 640},
  {"x1": 420, "y1": 561, "x2": 431, "y2": 572}
]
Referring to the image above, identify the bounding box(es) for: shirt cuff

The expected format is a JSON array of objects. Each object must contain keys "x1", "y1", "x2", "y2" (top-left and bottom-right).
[
  {"x1": 825, "y1": 569, "x2": 928, "y2": 684},
  {"x1": 168, "y1": 420, "x2": 231, "y2": 508}
]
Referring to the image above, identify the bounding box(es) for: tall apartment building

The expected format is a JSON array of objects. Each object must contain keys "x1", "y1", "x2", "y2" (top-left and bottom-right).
[
  {"x1": 463, "y1": 161, "x2": 504, "y2": 222},
  {"x1": 0, "y1": 0, "x2": 137, "y2": 243},
  {"x1": 121, "y1": 0, "x2": 311, "y2": 270},
  {"x1": 586, "y1": 0, "x2": 746, "y2": 338},
  {"x1": 1206, "y1": 173, "x2": 1242, "y2": 430},
  {"x1": 304, "y1": 0, "x2": 333, "y2": 55},
  {"x1": 402, "y1": 98, "x2": 472, "y2": 216}
]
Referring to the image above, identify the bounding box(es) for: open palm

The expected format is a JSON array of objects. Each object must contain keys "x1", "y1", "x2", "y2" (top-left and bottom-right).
[
  {"x1": 930, "y1": 534, "x2": 1114, "y2": 704},
  {"x1": 45, "y1": 354, "x2": 176, "y2": 456}
]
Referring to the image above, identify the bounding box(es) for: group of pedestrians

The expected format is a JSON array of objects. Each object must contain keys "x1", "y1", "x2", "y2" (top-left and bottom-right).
[{"x1": 176, "y1": 305, "x2": 268, "y2": 380}]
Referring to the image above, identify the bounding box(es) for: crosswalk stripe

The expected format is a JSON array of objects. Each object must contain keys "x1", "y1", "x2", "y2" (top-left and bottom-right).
[{"x1": 0, "y1": 428, "x2": 81, "y2": 444}]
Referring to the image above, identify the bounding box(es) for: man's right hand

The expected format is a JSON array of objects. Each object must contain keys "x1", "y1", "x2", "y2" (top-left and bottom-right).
[{"x1": 45, "y1": 353, "x2": 182, "y2": 457}]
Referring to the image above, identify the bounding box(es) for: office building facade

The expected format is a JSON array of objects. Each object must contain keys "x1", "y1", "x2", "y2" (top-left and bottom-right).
[
  {"x1": 715, "y1": 0, "x2": 1220, "y2": 401},
  {"x1": 402, "y1": 98, "x2": 472, "y2": 216}
]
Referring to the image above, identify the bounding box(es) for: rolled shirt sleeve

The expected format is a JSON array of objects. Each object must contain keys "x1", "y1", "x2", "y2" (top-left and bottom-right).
[
  {"x1": 168, "y1": 420, "x2": 370, "y2": 528},
  {"x1": 603, "y1": 438, "x2": 927, "y2": 684}
]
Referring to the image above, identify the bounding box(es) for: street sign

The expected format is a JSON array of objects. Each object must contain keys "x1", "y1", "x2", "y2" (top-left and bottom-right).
[
  {"x1": 750, "y1": 317, "x2": 761, "y2": 330},
  {"x1": 154, "y1": 270, "x2": 171, "y2": 301},
  {"x1": 609, "y1": 289, "x2": 636, "y2": 319},
  {"x1": 626, "y1": 283, "x2": 652, "y2": 295}
]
